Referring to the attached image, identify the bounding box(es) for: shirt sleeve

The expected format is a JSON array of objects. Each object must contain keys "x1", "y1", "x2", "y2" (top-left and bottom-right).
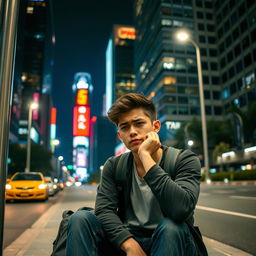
[
  {"x1": 143, "y1": 149, "x2": 201, "y2": 222},
  {"x1": 95, "y1": 157, "x2": 133, "y2": 248}
]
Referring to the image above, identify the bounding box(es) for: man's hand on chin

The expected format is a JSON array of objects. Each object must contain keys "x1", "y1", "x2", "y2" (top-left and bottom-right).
[
  {"x1": 121, "y1": 238, "x2": 147, "y2": 256},
  {"x1": 137, "y1": 132, "x2": 161, "y2": 173},
  {"x1": 138, "y1": 131, "x2": 161, "y2": 157}
]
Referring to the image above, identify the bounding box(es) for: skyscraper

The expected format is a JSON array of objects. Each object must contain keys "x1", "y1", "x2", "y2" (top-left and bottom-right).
[
  {"x1": 13, "y1": 0, "x2": 55, "y2": 149},
  {"x1": 104, "y1": 25, "x2": 136, "y2": 116},
  {"x1": 134, "y1": 0, "x2": 256, "y2": 148}
]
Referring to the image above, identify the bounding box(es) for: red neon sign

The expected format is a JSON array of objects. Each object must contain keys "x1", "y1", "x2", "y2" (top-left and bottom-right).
[
  {"x1": 117, "y1": 27, "x2": 135, "y2": 40},
  {"x1": 51, "y1": 108, "x2": 56, "y2": 124},
  {"x1": 73, "y1": 106, "x2": 90, "y2": 137},
  {"x1": 76, "y1": 89, "x2": 89, "y2": 105}
]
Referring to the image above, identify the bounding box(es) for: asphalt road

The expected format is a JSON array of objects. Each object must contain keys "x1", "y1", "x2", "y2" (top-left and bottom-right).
[
  {"x1": 3, "y1": 190, "x2": 64, "y2": 248},
  {"x1": 195, "y1": 185, "x2": 256, "y2": 255},
  {"x1": 4, "y1": 184, "x2": 255, "y2": 255}
]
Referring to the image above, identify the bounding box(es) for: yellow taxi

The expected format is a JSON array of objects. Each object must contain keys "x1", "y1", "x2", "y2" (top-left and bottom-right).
[{"x1": 5, "y1": 172, "x2": 49, "y2": 201}]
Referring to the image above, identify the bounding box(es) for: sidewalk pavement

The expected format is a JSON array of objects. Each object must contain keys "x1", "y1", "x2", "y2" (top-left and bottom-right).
[{"x1": 3, "y1": 185, "x2": 253, "y2": 256}]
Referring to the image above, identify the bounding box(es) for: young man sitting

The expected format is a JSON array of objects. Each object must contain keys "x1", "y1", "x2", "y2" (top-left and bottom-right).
[{"x1": 66, "y1": 93, "x2": 202, "y2": 256}]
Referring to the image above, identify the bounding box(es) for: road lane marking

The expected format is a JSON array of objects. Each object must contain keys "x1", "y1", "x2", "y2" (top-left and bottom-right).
[
  {"x1": 199, "y1": 193, "x2": 209, "y2": 196},
  {"x1": 230, "y1": 196, "x2": 256, "y2": 200},
  {"x1": 196, "y1": 205, "x2": 256, "y2": 219},
  {"x1": 214, "y1": 190, "x2": 235, "y2": 194}
]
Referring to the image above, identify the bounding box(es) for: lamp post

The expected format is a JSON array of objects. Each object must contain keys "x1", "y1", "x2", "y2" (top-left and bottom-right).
[
  {"x1": 57, "y1": 156, "x2": 64, "y2": 179},
  {"x1": 52, "y1": 139, "x2": 60, "y2": 153},
  {"x1": 176, "y1": 30, "x2": 210, "y2": 181},
  {"x1": 25, "y1": 102, "x2": 38, "y2": 173}
]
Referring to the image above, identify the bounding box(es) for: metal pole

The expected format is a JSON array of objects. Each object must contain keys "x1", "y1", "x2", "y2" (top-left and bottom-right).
[
  {"x1": 184, "y1": 122, "x2": 191, "y2": 149},
  {"x1": 25, "y1": 106, "x2": 32, "y2": 173},
  {"x1": 0, "y1": 0, "x2": 20, "y2": 254},
  {"x1": 190, "y1": 39, "x2": 210, "y2": 180}
]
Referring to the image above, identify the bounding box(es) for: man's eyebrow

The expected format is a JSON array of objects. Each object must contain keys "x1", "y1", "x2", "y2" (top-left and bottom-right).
[{"x1": 119, "y1": 118, "x2": 145, "y2": 127}]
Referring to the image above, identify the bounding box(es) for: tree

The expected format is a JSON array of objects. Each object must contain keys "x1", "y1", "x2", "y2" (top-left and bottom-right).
[
  {"x1": 226, "y1": 102, "x2": 256, "y2": 145},
  {"x1": 8, "y1": 143, "x2": 53, "y2": 177},
  {"x1": 212, "y1": 142, "x2": 230, "y2": 171},
  {"x1": 174, "y1": 118, "x2": 233, "y2": 155}
]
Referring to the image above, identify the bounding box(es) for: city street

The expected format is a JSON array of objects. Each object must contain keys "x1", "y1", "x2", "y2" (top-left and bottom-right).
[
  {"x1": 3, "y1": 191, "x2": 64, "y2": 248},
  {"x1": 195, "y1": 184, "x2": 256, "y2": 255},
  {"x1": 3, "y1": 183, "x2": 255, "y2": 255}
]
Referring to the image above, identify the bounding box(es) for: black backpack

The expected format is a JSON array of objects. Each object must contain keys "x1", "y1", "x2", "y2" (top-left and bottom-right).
[{"x1": 51, "y1": 206, "x2": 94, "y2": 256}]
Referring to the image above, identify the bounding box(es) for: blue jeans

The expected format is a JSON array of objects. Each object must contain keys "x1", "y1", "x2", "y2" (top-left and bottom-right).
[{"x1": 66, "y1": 210, "x2": 197, "y2": 256}]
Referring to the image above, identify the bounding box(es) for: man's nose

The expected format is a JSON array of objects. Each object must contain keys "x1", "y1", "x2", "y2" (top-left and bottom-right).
[{"x1": 129, "y1": 125, "x2": 137, "y2": 136}]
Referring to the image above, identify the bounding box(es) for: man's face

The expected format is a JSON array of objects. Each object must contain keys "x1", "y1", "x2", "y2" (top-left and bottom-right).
[{"x1": 117, "y1": 108, "x2": 160, "y2": 153}]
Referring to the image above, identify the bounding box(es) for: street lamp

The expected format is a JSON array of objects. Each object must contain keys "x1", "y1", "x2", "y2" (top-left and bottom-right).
[
  {"x1": 176, "y1": 30, "x2": 210, "y2": 181},
  {"x1": 56, "y1": 156, "x2": 64, "y2": 179},
  {"x1": 52, "y1": 139, "x2": 60, "y2": 153},
  {"x1": 25, "y1": 102, "x2": 38, "y2": 173},
  {"x1": 53, "y1": 139, "x2": 60, "y2": 146},
  {"x1": 188, "y1": 140, "x2": 194, "y2": 147}
]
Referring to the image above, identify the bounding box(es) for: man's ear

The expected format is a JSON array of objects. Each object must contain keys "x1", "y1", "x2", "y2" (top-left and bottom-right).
[
  {"x1": 153, "y1": 120, "x2": 161, "y2": 133},
  {"x1": 117, "y1": 131, "x2": 123, "y2": 142}
]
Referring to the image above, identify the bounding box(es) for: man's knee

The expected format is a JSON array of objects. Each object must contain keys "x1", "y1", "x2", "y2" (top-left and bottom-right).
[
  {"x1": 68, "y1": 210, "x2": 96, "y2": 229},
  {"x1": 154, "y1": 218, "x2": 188, "y2": 240}
]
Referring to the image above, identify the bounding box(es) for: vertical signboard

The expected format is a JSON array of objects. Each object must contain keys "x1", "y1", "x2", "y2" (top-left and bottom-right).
[{"x1": 73, "y1": 106, "x2": 90, "y2": 137}]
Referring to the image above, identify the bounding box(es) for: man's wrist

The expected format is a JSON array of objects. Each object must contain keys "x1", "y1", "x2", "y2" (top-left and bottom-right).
[
  {"x1": 121, "y1": 237, "x2": 137, "y2": 252},
  {"x1": 138, "y1": 150, "x2": 151, "y2": 159}
]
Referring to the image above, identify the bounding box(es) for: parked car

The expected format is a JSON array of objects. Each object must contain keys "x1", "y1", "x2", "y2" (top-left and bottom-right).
[
  {"x1": 5, "y1": 172, "x2": 49, "y2": 202},
  {"x1": 44, "y1": 177, "x2": 55, "y2": 196}
]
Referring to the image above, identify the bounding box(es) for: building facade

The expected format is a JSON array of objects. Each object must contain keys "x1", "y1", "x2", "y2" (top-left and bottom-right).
[
  {"x1": 104, "y1": 25, "x2": 136, "y2": 115},
  {"x1": 134, "y1": 0, "x2": 256, "y2": 149},
  {"x1": 12, "y1": 0, "x2": 55, "y2": 149}
]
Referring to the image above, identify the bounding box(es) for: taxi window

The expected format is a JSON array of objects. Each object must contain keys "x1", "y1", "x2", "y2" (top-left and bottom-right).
[{"x1": 12, "y1": 173, "x2": 42, "y2": 181}]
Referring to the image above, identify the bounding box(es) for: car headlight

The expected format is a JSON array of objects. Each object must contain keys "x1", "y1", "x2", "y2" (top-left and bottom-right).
[
  {"x1": 38, "y1": 184, "x2": 47, "y2": 189},
  {"x1": 6, "y1": 184, "x2": 12, "y2": 190}
]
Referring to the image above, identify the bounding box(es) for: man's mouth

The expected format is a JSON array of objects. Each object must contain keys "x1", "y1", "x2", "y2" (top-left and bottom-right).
[{"x1": 130, "y1": 139, "x2": 142, "y2": 144}]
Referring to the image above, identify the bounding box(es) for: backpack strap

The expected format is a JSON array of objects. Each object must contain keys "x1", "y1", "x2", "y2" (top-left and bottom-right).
[
  {"x1": 114, "y1": 152, "x2": 130, "y2": 185},
  {"x1": 114, "y1": 146, "x2": 182, "y2": 184},
  {"x1": 163, "y1": 147, "x2": 182, "y2": 179}
]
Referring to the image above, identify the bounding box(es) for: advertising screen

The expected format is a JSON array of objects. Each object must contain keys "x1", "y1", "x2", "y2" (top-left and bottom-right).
[
  {"x1": 76, "y1": 89, "x2": 89, "y2": 105},
  {"x1": 73, "y1": 106, "x2": 90, "y2": 137}
]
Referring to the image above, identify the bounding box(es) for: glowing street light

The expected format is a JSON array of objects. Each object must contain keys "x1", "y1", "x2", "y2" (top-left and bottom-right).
[
  {"x1": 188, "y1": 140, "x2": 194, "y2": 147},
  {"x1": 58, "y1": 156, "x2": 64, "y2": 161},
  {"x1": 25, "y1": 102, "x2": 39, "y2": 173},
  {"x1": 176, "y1": 30, "x2": 210, "y2": 181}
]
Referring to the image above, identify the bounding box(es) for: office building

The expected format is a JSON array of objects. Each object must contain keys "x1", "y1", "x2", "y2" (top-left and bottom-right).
[
  {"x1": 89, "y1": 116, "x2": 116, "y2": 173},
  {"x1": 13, "y1": 0, "x2": 55, "y2": 149},
  {"x1": 134, "y1": 0, "x2": 256, "y2": 148},
  {"x1": 104, "y1": 25, "x2": 136, "y2": 115}
]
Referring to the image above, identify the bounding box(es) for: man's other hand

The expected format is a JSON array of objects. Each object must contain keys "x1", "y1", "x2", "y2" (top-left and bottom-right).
[{"x1": 121, "y1": 237, "x2": 147, "y2": 256}]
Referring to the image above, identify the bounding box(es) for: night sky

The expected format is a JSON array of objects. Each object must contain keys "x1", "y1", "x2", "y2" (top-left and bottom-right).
[{"x1": 51, "y1": 0, "x2": 134, "y2": 164}]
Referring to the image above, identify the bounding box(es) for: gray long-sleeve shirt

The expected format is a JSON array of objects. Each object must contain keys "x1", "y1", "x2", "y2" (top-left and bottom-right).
[{"x1": 95, "y1": 146, "x2": 201, "y2": 249}]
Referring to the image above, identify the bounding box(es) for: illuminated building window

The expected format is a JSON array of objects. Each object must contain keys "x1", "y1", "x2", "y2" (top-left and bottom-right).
[
  {"x1": 164, "y1": 77, "x2": 176, "y2": 85},
  {"x1": 26, "y1": 7, "x2": 34, "y2": 14},
  {"x1": 161, "y1": 19, "x2": 172, "y2": 26}
]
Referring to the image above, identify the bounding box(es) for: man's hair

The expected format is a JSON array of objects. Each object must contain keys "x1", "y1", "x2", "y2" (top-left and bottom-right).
[{"x1": 107, "y1": 93, "x2": 157, "y2": 125}]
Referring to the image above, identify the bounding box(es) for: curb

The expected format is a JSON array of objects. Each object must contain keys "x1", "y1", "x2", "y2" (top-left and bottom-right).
[
  {"x1": 201, "y1": 180, "x2": 256, "y2": 186},
  {"x1": 203, "y1": 236, "x2": 253, "y2": 256}
]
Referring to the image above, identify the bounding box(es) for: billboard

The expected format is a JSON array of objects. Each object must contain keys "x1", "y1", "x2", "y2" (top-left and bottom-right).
[
  {"x1": 76, "y1": 89, "x2": 89, "y2": 106},
  {"x1": 73, "y1": 106, "x2": 90, "y2": 137}
]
